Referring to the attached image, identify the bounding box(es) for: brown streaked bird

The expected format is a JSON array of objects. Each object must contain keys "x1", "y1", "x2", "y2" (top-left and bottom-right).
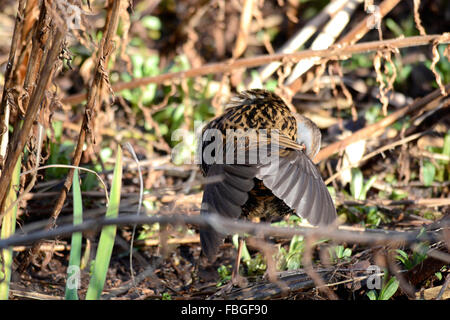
[{"x1": 198, "y1": 89, "x2": 336, "y2": 285}]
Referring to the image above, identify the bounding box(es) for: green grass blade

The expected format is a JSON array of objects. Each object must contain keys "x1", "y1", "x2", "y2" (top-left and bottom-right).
[
  {"x1": 65, "y1": 169, "x2": 83, "y2": 300},
  {"x1": 442, "y1": 130, "x2": 450, "y2": 164},
  {"x1": 0, "y1": 156, "x2": 21, "y2": 300},
  {"x1": 85, "y1": 146, "x2": 123, "y2": 300},
  {"x1": 350, "y1": 168, "x2": 363, "y2": 200}
]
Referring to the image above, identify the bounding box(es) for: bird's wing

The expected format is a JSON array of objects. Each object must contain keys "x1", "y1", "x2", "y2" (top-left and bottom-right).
[
  {"x1": 256, "y1": 149, "x2": 336, "y2": 226},
  {"x1": 200, "y1": 134, "x2": 335, "y2": 259},
  {"x1": 200, "y1": 163, "x2": 257, "y2": 260}
]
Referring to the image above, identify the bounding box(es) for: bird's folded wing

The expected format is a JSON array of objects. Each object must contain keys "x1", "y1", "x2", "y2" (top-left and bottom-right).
[
  {"x1": 256, "y1": 149, "x2": 336, "y2": 226},
  {"x1": 200, "y1": 164, "x2": 257, "y2": 260}
]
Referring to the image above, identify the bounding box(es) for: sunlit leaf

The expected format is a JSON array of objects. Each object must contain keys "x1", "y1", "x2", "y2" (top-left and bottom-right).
[
  {"x1": 422, "y1": 161, "x2": 436, "y2": 187},
  {"x1": 86, "y1": 146, "x2": 123, "y2": 300}
]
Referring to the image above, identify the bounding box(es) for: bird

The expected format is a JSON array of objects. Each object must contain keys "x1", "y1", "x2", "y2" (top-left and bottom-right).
[{"x1": 198, "y1": 89, "x2": 336, "y2": 286}]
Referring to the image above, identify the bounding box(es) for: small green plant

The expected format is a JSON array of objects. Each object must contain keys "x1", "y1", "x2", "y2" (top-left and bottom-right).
[
  {"x1": 271, "y1": 214, "x2": 303, "y2": 227},
  {"x1": 365, "y1": 206, "x2": 387, "y2": 227},
  {"x1": 231, "y1": 235, "x2": 266, "y2": 276},
  {"x1": 367, "y1": 276, "x2": 399, "y2": 300},
  {"x1": 434, "y1": 130, "x2": 450, "y2": 182},
  {"x1": 120, "y1": 54, "x2": 160, "y2": 108},
  {"x1": 350, "y1": 168, "x2": 376, "y2": 201},
  {"x1": 395, "y1": 243, "x2": 429, "y2": 270},
  {"x1": 345, "y1": 205, "x2": 388, "y2": 227},
  {"x1": 435, "y1": 266, "x2": 447, "y2": 281},
  {"x1": 217, "y1": 265, "x2": 232, "y2": 287},
  {"x1": 245, "y1": 253, "x2": 267, "y2": 276},
  {"x1": 329, "y1": 245, "x2": 352, "y2": 263},
  {"x1": 162, "y1": 292, "x2": 172, "y2": 300},
  {"x1": 85, "y1": 146, "x2": 123, "y2": 300},
  {"x1": 141, "y1": 15, "x2": 162, "y2": 40},
  {"x1": 420, "y1": 130, "x2": 450, "y2": 186},
  {"x1": 385, "y1": 16, "x2": 418, "y2": 38},
  {"x1": 276, "y1": 235, "x2": 305, "y2": 271}
]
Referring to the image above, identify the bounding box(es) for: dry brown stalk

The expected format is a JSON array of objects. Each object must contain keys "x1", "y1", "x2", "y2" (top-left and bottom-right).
[
  {"x1": 61, "y1": 34, "x2": 450, "y2": 106},
  {"x1": 430, "y1": 40, "x2": 447, "y2": 96},
  {"x1": 46, "y1": 0, "x2": 124, "y2": 229},
  {"x1": 0, "y1": 0, "x2": 27, "y2": 137},
  {"x1": 339, "y1": 0, "x2": 401, "y2": 45},
  {"x1": 135, "y1": 235, "x2": 200, "y2": 247},
  {"x1": 21, "y1": 0, "x2": 126, "y2": 267},
  {"x1": 413, "y1": 0, "x2": 426, "y2": 36},
  {"x1": 0, "y1": 24, "x2": 66, "y2": 218}
]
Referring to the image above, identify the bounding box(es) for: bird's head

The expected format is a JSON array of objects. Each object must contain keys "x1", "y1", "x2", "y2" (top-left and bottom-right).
[{"x1": 294, "y1": 114, "x2": 321, "y2": 159}]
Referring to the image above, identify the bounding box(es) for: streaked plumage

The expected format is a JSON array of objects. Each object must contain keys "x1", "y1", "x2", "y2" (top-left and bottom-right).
[{"x1": 199, "y1": 89, "x2": 336, "y2": 260}]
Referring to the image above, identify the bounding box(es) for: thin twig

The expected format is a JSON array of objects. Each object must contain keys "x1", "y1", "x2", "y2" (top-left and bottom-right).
[
  {"x1": 61, "y1": 34, "x2": 450, "y2": 106},
  {"x1": 0, "y1": 214, "x2": 448, "y2": 253},
  {"x1": 303, "y1": 236, "x2": 339, "y2": 300},
  {"x1": 124, "y1": 142, "x2": 144, "y2": 287},
  {"x1": 436, "y1": 274, "x2": 450, "y2": 300}
]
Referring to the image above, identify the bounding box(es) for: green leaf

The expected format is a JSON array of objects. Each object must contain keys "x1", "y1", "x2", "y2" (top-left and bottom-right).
[
  {"x1": 65, "y1": 169, "x2": 83, "y2": 300},
  {"x1": 288, "y1": 235, "x2": 304, "y2": 254},
  {"x1": 86, "y1": 146, "x2": 123, "y2": 300},
  {"x1": 422, "y1": 161, "x2": 436, "y2": 187},
  {"x1": 217, "y1": 265, "x2": 232, "y2": 286},
  {"x1": 350, "y1": 168, "x2": 363, "y2": 200},
  {"x1": 442, "y1": 131, "x2": 450, "y2": 164},
  {"x1": 286, "y1": 254, "x2": 302, "y2": 270},
  {"x1": 335, "y1": 245, "x2": 344, "y2": 259},
  {"x1": 162, "y1": 292, "x2": 172, "y2": 300},
  {"x1": 285, "y1": 235, "x2": 304, "y2": 270},
  {"x1": 343, "y1": 248, "x2": 352, "y2": 258},
  {"x1": 361, "y1": 175, "x2": 377, "y2": 200},
  {"x1": 141, "y1": 16, "x2": 161, "y2": 31},
  {"x1": 395, "y1": 249, "x2": 409, "y2": 264},
  {"x1": 367, "y1": 290, "x2": 378, "y2": 300},
  {"x1": 379, "y1": 277, "x2": 399, "y2": 300},
  {"x1": 385, "y1": 18, "x2": 404, "y2": 37}
]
